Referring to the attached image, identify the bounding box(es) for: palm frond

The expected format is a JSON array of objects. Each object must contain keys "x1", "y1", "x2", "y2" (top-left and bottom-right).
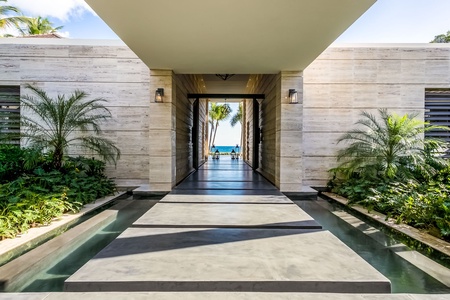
[
  {"x1": 20, "y1": 85, "x2": 120, "y2": 169},
  {"x1": 78, "y1": 136, "x2": 121, "y2": 166},
  {"x1": 333, "y1": 108, "x2": 450, "y2": 180}
]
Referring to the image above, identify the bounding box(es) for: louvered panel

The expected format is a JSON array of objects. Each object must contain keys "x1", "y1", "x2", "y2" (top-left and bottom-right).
[
  {"x1": 0, "y1": 86, "x2": 20, "y2": 145},
  {"x1": 425, "y1": 89, "x2": 450, "y2": 160}
]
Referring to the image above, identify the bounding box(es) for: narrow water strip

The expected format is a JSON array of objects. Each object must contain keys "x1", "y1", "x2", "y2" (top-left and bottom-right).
[{"x1": 294, "y1": 199, "x2": 450, "y2": 294}]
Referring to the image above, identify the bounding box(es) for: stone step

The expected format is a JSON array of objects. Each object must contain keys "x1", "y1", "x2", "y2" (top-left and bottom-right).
[{"x1": 64, "y1": 227, "x2": 390, "y2": 293}]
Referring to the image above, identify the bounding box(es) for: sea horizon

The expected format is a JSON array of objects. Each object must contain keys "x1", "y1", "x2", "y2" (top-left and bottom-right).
[{"x1": 210, "y1": 145, "x2": 241, "y2": 153}]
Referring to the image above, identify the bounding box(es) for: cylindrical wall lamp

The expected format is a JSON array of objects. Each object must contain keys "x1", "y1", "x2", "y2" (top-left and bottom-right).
[
  {"x1": 155, "y1": 88, "x2": 164, "y2": 103},
  {"x1": 289, "y1": 89, "x2": 298, "y2": 104}
]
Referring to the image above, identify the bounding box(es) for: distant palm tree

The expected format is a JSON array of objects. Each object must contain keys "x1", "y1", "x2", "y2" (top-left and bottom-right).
[
  {"x1": 334, "y1": 109, "x2": 448, "y2": 180},
  {"x1": 230, "y1": 103, "x2": 243, "y2": 155},
  {"x1": 230, "y1": 103, "x2": 242, "y2": 127},
  {"x1": 208, "y1": 102, "x2": 231, "y2": 150},
  {"x1": 0, "y1": 0, "x2": 28, "y2": 34},
  {"x1": 18, "y1": 16, "x2": 63, "y2": 35},
  {"x1": 21, "y1": 84, "x2": 120, "y2": 169}
]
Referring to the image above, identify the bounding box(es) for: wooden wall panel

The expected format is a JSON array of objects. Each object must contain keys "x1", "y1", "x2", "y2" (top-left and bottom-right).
[
  {"x1": 174, "y1": 74, "x2": 205, "y2": 183},
  {"x1": 257, "y1": 75, "x2": 278, "y2": 183}
]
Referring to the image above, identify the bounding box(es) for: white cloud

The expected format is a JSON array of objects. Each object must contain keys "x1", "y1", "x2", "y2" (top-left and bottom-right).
[
  {"x1": 7, "y1": 0, "x2": 95, "y2": 21},
  {"x1": 0, "y1": 26, "x2": 20, "y2": 37},
  {"x1": 58, "y1": 31, "x2": 71, "y2": 38}
]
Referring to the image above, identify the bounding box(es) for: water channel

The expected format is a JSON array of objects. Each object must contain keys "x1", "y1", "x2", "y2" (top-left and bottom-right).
[
  {"x1": 295, "y1": 199, "x2": 450, "y2": 294},
  {"x1": 13, "y1": 196, "x2": 450, "y2": 293}
]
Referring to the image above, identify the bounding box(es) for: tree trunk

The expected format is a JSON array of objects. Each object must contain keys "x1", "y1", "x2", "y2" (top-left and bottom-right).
[
  {"x1": 208, "y1": 121, "x2": 214, "y2": 151},
  {"x1": 212, "y1": 120, "x2": 219, "y2": 148},
  {"x1": 53, "y1": 145, "x2": 63, "y2": 169}
]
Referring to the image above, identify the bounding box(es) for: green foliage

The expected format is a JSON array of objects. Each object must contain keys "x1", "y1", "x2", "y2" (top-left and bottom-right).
[
  {"x1": 332, "y1": 109, "x2": 447, "y2": 180},
  {"x1": 16, "y1": 16, "x2": 63, "y2": 36},
  {"x1": 0, "y1": 0, "x2": 28, "y2": 33},
  {"x1": 208, "y1": 102, "x2": 232, "y2": 149},
  {"x1": 431, "y1": 30, "x2": 450, "y2": 43},
  {"x1": 0, "y1": 153, "x2": 116, "y2": 240},
  {"x1": 230, "y1": 103, "x2": 242, "y2": 127},
  {"x1": 0, "y1": 145, "x2": 43, "y2": 183},
  {"x1": 329, "y1": 109, "x2": 450, "y2": 241},
  {"x1": 21, "y1": 84, "x2": 120, "y2": 169}
]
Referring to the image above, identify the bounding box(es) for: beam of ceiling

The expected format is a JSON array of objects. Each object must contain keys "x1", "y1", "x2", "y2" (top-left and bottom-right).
[{"x1": 86, "y1": 0, "x2": 376, "y2": 74}]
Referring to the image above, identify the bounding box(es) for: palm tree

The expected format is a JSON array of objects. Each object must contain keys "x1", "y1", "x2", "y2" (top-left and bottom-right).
[
  {"x1": 0, "y1": 0, "x2": 28, "y2": 33},
  {"x1": 208, "y1": 102, "x2": 231, "y2": 150},
  {"x1": 230, "y1": 103, "x2": 243, "y2": 156},
  {"x1": 334, "y1": 109, "x2": 447, "y2": 180},
  {"x1": 230, "y1": 103, "x2": 242, "y2": 127},
  {"x1": 20, "y1": 84, "x2": 120, "y2": 169},
  {"x1": 17, "y1": 16, "x2": 63, "y2": 35}
]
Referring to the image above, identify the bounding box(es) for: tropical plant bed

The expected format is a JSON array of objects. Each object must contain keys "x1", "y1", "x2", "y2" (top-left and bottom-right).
[
  {"x1": 0, "y1": 191, "x2": 127, "y2": 268},
  {"x1": 321, "y1": 191, "x2": 450, "y2": 269},
  {"x1": 0, "y1": 147, "x2": 118, "y2": 241},
  {"x1": 328, "y1": 109, "x2": 450, "y2": 242},
  {"x1": 0, "y1": 85, "x2": 121, "y2": 242}
]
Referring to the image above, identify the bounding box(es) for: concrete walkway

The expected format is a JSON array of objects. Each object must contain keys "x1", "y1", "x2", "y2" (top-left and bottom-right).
[{"x1": 64, "y1": 157, "x2": 390, "y2": 293}]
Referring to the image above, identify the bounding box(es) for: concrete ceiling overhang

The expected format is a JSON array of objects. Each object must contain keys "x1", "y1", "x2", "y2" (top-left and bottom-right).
[{"x1": 85, "y1": 0, "x2": 376, "y2": 74}]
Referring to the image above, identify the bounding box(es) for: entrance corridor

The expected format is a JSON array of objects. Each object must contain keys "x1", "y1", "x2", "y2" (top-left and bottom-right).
[
  {"x1": 64, "y1": 157, "x2": 391, "y2": 295},
  {"x1": 173, "y1": 156, "x2": 281, "y2": 195}
]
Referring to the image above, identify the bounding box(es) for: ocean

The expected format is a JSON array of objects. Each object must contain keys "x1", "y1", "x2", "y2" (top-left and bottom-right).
[{"x1": 210, "y1": 145, "x2": 240, "y2": 153}]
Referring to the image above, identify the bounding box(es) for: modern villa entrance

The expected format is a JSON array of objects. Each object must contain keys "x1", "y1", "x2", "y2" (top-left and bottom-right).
[
  {"x1": 187, "y1": 93, "x2": 264, "y2": 176},
  {"x1": 65, "y1": 155, "x2": 390, "y2": 293}
]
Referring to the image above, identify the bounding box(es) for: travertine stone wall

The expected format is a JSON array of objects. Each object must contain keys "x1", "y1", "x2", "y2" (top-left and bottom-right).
[
  {"x1": 0, "y1": 40, "x2": 150, "y2": 187},
  {"x1": 278, "y1": 71, "x2": 303, "y2": 192},
  {"x1": 4, "y1": 41, "x2": 449, "y2": 190},
  {"x1": 303, "y1": 44, "x2": 450, "y2": 186},
  {"x1": 149, "y1": 70, "x2": 175, "y2": 191},
  {"x1": 149, "y1": 73, "x2": 205, "y2": 190},
  {"x1": 245, "y1": 72, "x2": 303, "y2": 191}
]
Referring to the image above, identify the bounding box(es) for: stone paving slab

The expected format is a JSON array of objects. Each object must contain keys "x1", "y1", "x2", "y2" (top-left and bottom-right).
[
  {"x1": 133, "y1": 203, "x2": 321, "y2": 229},
  {"x1": 160, "y1": 194, "x2": 293, "y2": 204},
  {"x1": 175, "y1": 181, "x2": 277, "y2": 190},
  {"x1": 64, "y1": 228, "x2": 390, "y2": 293},
  {"x1": 199, "y1": 165, "x2": 251, "y2": 170},
  {"x1": 183, "y1": 171, "x2": 266, "y2": 182},
  {"x1": 2, "y1": 293, "x2": 450, "y2": 300},
  {"x1": 169, "y1": 189, "x2": 284, "y2": 195}
]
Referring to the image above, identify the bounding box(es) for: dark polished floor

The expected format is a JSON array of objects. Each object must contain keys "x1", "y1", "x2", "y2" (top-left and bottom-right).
[{"x1": 172, "y1": 156, "x2": 282, "y2": 195}]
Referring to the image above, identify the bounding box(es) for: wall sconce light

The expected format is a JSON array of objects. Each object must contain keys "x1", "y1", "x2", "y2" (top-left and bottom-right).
[
  {"x1": 155, "y1": 88, "x2": 164, "y2": 103},
  {"x1": 289, "y1": 89, "x2": 298, "y2": 104}
]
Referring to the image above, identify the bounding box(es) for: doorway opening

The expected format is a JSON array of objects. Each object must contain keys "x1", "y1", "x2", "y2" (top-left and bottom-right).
[
  {"x1": 208, "y1": 100, "x2": 242, "y2": 160},
  {"x1": 188, "y1": 93, "x2": 264, "y2": 171}
]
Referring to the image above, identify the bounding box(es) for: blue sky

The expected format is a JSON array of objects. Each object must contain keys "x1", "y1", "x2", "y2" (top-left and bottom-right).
[
  {"x1": 6, "y1": 0, "x2": 450, "y2": 42},
  {"x1": 3, "y1": 0, "x2": 450, "y2": 145}
]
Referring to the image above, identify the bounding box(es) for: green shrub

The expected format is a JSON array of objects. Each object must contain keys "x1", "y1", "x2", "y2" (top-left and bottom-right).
[
  {"x1": 329, "y1": 109, "x2": 450, "y2": 241},
  {"x1": 0, "y1": 145, "x2": 42, "y2": 183},
  {"x1": 0, "y1": 154, "x2": 116, "y2": 240}
]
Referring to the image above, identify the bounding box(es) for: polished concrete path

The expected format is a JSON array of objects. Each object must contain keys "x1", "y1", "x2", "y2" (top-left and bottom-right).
[
  {"x1": 172, "y1": 158, "x2": 282, "y2": 195},
  {"x1": 64, "y1": 157, "x2": 390, "y2": 293}
]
